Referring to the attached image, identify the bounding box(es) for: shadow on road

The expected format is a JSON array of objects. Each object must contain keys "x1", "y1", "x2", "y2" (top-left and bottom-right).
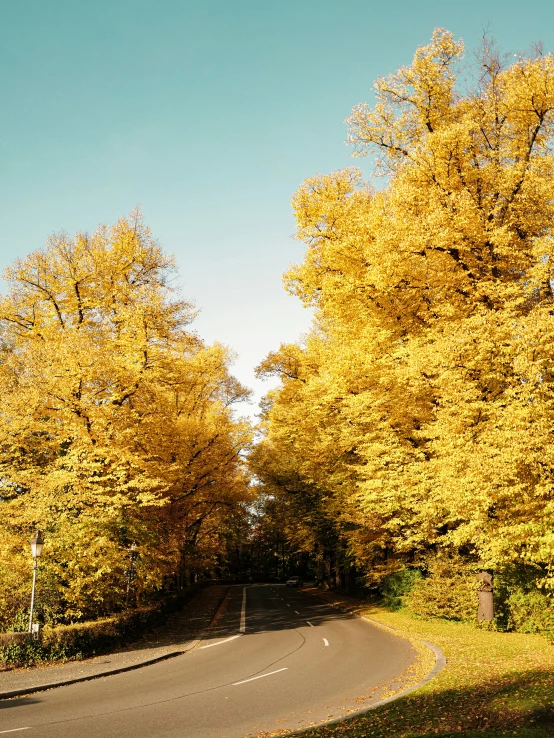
[
  {"x1": 204, "y1": 585, "x2": 353, "y2": 642},
  {"x1": 0, "y1": 696, "x2": 41, "y2": 709},
  {"x1": 73, "y1": 585, "x2": 352, "y2": 663}
]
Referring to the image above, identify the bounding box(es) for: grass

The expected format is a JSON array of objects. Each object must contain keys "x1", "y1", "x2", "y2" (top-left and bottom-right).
[{"x1": 291, "y1": 590, "x2": 554, "y2": 738}]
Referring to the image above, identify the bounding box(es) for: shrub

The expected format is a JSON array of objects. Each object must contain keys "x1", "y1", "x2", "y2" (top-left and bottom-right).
[
  {"x1": 381, "y1": 568, "x2": 422, "y2": 611},
  {"x1": 492, "y1": 566, "x2": 554, "y2": 641},
  {"x1": 0, "y1": 638, "x2": 45, "y2": 667},
  {"x1": 42, "y1": 617, "x2": 122, "y2": 661},
  {"x1": 0, "y1": 582, "x2": 208, "y2": 667},
  {"x1": 405, "y1": 555, "x2": 478, "y2": 621},
  {"x1": 504, "y1": 589, "x2": 554, "y2": 641},
  {"x1": 0, "y1": 632, "x2": 32, "y2": 647}
]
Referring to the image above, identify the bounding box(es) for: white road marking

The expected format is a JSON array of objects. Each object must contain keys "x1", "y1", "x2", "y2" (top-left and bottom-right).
[
  {"x1": 0, "y1": 730, "x2": 31, "y2": 735},
  {"x1": 240, "y1": 587, "x2": 247, "y2": 633},
  {"x1": 323, "y1": 638, "x2": 329, "y2": 646},
  {"x1": 294, "y1": 610, "x2": 300, "y2": 614},
  {"x1": 233, "y1": 668, "x2": 288, "y2": 686},
  {"x1": 306, "y1": 621, "x2": 314, "y2": 627},
  {"x1": 200, "y1": 635, "x2": 242, "y2": 649},
  {"x1": 286, "y1": 603, "x2": 291, "y2": 607}
]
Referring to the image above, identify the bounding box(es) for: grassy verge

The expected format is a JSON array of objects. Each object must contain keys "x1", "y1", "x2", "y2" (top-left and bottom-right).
[{"x1": 295, "y1": 589, "x2": 554, "y2": 738}]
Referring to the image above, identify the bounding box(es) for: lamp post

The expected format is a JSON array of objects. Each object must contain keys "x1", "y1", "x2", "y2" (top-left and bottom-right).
[
  {"x1": 29, "y1": 530, "x2": 44, "y2": 635},
  {"x1": 125, "y1": 542, "x2": 139, "y2": 607}
]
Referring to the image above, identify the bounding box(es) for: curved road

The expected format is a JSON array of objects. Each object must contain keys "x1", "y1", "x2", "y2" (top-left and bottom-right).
[{"x1": 0, "y1": 585, "x2": 417, "y2": 738}]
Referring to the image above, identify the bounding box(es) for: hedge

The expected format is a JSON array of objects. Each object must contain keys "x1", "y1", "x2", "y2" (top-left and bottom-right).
[{"x1": 0, "y1": 582, "x2": 207, "y2": 668}]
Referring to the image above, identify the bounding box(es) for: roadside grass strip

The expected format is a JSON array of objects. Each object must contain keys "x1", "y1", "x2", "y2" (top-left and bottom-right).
[{"x1": 287, "y1": 590, "x2": 554, "y2": 738}]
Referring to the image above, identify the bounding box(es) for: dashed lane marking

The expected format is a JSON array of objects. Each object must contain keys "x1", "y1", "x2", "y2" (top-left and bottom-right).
[
  {"x1": 323, "y1": 638, "x2": 329, "y2": 646},
  {"x1": 200, "y1": 635, "x2": 242, "y2": 649},
  {"x1": 233, "y1": 668, "x2": 288, "y2": 686}
]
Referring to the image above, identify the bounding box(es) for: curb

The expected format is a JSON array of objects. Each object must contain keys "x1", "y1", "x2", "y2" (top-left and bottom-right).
[
  {"x1": 0, "y1": 586, "x2": 230, "y2": 701},
  {"x1": 361, "y1": 615, "x2": 447, "y2": 688},
  {"x1": 0, "y1": 644, "x2": 197, "y2": 700},
  {"x1": 284, "y1": 591, "x2": 447, "y2": 736}
]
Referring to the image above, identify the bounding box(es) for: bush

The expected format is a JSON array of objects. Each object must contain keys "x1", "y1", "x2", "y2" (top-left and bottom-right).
[
  {"x1": 504, "y1": 589, "x2": 554, "y2": 641},
  {"x1": 42, "y1": 617, "x2": 122, "y2": 661},
  {"x1": 0, "y1": 637, "x2": 45, "y2": 667},
  {"x1": 0, "y1": 582, "x2": 208, "y2": 667},
  {"x1": 381, "y1": 568, "x2": 422, "y2": 611},
  {"x1": 493, "y1": 566, "x2": 554, "y2": 641},
  {"x1": 0, "y1": 616, "x2": 127, "y2": 667},
  {"x1": 405, "y1": 555, "x2": 478, "y2": 621},
  {"x1": 0, "y1": 632, "x2": 32, "y2": 647}
]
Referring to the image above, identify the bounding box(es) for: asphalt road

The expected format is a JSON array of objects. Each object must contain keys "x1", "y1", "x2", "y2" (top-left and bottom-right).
[{"x1": 0, "y1": 585, "x2": 417, "y2": 738}]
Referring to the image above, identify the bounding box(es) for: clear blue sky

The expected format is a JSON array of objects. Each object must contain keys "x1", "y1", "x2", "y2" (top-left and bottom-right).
[{"x1": 2, "y1": 0, "x2": 553, "y2": 416}]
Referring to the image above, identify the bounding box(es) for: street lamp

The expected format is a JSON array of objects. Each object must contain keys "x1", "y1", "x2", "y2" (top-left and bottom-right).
[{"x1": 29, "y1": 530, "x2": 44, "y2": 635}]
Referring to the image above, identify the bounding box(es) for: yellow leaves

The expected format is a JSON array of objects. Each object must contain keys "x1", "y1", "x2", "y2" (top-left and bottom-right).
[
  {"x1": 347, "y1": 29, "x2": 463, "y2": 169},
  {"x1": 256, "y1": 30, "x2": 554, "y2": 586},
  {"x1": 286, "y1": 168, "x2": 372, "y2": 319},
  {"x1": 0, "y1": 212, "x2": 253, "y2": 625}
]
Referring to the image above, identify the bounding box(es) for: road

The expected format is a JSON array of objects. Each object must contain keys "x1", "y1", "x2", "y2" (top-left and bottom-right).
[{"x1": 0, "y1": 585, "x2": 417, "y2": 738}]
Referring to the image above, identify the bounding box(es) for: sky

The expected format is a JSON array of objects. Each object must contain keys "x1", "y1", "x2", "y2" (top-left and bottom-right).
[{"x1": 2, "y1": 0, "x2": 554, "y2": 418}]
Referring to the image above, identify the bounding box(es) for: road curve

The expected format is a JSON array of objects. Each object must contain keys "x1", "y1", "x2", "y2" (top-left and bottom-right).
[{"x1": 0, "y1": 585, "x2": 417, "y2": 738}]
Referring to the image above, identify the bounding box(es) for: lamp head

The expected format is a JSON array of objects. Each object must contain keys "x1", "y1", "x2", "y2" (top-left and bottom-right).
[{"x1": 30, "y1": 530, "x2": 44, "y2": 558}]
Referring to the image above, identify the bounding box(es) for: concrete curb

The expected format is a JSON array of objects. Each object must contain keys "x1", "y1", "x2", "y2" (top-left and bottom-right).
[
  {"x1": 0, "y1": 586, "x2": 230, "y2": 701},
  {"x1": 0, "y1": 642, "x2": 199, "y2": 700},
  {"x1": 284, "y1": 593, "x2": 447, "y2": 736}
]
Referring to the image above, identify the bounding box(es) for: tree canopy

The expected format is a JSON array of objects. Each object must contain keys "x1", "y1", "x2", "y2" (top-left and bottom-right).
[
  {"x1": 0, "y1": 212, "x2": 253, "y2": 625},
  {"x1": 254, "y1": 30, "x2": 554, "y2": 591}
]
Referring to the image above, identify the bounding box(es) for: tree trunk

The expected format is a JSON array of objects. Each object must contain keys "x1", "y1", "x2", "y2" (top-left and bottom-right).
[{"x1": 477, "y1": 570, "x2": 494, "y2": 622}]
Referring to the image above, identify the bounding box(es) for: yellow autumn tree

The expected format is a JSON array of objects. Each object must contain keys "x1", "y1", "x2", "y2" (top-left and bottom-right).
[
  {"x1": 256, "y1": 30, "x2": 554, "y2": 593},
  {"x1": 0, "y1": 212, "x2": 252, "y2": 626}
]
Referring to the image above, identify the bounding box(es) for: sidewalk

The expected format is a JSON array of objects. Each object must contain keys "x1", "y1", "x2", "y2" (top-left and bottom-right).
[{"x1": 0, "y1": 584, "x2": 230, "y2": 699}]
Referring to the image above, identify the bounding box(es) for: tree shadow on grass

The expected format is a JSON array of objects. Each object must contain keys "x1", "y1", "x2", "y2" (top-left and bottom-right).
[{"x1": 305, "y1": 667, "x2": 554, "y2": 738}]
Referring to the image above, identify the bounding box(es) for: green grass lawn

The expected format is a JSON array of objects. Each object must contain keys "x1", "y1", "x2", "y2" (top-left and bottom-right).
[{"x1": 294, "y1": 591, "x2": 554, "y2": 738}]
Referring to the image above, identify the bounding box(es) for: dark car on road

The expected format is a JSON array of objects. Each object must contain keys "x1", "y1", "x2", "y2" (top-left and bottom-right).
[{"x1": 285, "y1": 576, "x2": 303, "y2": 587}]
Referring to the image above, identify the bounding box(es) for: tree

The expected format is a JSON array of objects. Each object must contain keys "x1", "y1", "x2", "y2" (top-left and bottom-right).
[
  {"x1": 0, "y1": 211, "x2": 253, "y2": 625},
  {"x1": 255, "y1": 30, "x2": 554, "y2": 593}
]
